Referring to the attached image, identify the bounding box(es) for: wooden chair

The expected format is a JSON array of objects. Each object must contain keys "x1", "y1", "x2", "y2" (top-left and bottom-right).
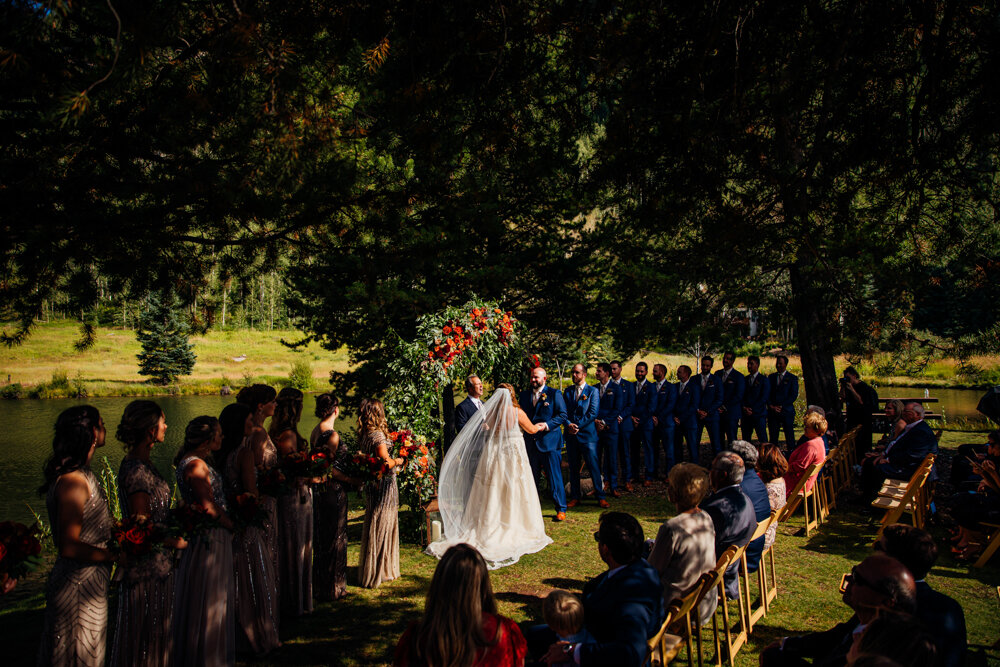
[
  {"x1": 777, "y1": 461, "x2": 825, "y2": 537},
  {"x1": 973, "y1": 522, "x2": 1000, "y2": 568},
  {"x1": 645, "y1": 570, "x2": 717, "y2": 667},
  {"x1": 816, "y1": 449, "x2": 838, "y2": 522},
  {"x1": 739, "y1": 511, "x2": 776, "y2": 632},
  {"x1": 710, "y1": 544, "x2": 749, "y2": 667},
  {"x1": 832, "y1": 426, "x2": 860, "y2": 492},
  {"x1": 758, "y1": 525, "x2": 779, "y2": 613},
  {"x1": 871, "y1": 454, "x2": 935, "y2": 541}
]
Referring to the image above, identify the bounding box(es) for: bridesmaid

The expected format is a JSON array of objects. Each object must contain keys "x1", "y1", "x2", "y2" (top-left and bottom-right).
[
  {"x1": 111, "y1": 401, "x2": 186, "y2": 667},
  {"x1": 269, "y1": 387, "x2": 314, "y2": 616},
  {"x1": 37, "y1": 406, "x2": 116, "y2": 667},
  {"x1": 172, "y1": 417, "x2": 235, "y2": 667},
  {"x1": 309, "y1": 393, "x2": 357, "y2": 602},
  {"x1": 219, "y1": 402, "x2": 280, "y2": 655},
  {"x1": 236, "y1": 385, "x2": 280, "y2": 584},
  {"x1": 357, "y1": 399, "x2": 404, "y2": 589}
]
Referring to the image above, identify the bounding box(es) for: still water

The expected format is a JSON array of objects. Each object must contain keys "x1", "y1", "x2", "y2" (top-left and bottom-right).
[{"x1": 0, "y1": 394, "x2": 357, "y2": 526}]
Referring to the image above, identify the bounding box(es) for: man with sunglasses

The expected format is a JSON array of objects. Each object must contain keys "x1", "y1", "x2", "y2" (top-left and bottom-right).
[{"x1": 760, "y1": 553, "x2": 916, "y2": 667}]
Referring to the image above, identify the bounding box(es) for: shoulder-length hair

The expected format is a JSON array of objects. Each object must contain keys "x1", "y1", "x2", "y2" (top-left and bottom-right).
[
  {"x1": 358, "y1": 398, "x2": 389, "y2": 437},
  {"x1": 269, "y1": 387, "x2": 306, "y2": 450},
  {"x1": 410, "y1": 544, "x2": 498, "y2": 665}
]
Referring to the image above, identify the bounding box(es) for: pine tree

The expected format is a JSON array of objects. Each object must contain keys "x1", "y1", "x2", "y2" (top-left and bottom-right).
[{"x1": 136, "y1": 292, "x2": 196, "y2": 385}]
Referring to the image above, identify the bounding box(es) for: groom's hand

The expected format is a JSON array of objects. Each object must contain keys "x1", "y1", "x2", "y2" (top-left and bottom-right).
[
  {"x1": 568, "y1": 423, "x2": 579, "y2": 435},
  {"x1": 535, "y1": 422, "x2": 548, "y2": 432}
]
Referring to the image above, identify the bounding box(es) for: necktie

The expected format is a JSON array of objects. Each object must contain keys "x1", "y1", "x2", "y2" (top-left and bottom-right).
[
  {"x1": 724, "y1": 370, "x2": 730, "y2": 382},
  {"x1": 636, "y1": 382, "x2": 641, "y2": 397},
  {"x1": 576, "y1": 386, "x2": 582, "y2": 400},
  {"x1": 533, "y1": 392, "x2": 540, "y2": 406},
  {"x1": 701, "y1": 374, "x2": 708, "y2": 390},
  {"x1": 600, "y1": 384, "x2": 606, "y2": 398}
]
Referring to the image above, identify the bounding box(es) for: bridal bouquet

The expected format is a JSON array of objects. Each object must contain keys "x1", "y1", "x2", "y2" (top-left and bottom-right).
[
  {"x1": 389, "y1": 431, "x2": 437, "y2": 506},
  {"x1": 280, "y1": 450, "x2": 331, "y2": 482},
  {"x1": 0, "y1": 521, "x2": 43, "y2": 585},
  {"x1": 339, "y1": 451, "x2": 388, "y2": 485},
  {"x1": 109, "y1": 514, "x2": 166, "y2": 560}
]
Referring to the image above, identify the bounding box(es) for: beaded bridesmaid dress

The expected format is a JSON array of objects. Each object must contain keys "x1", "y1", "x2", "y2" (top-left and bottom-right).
[
  {"x1": 357, "y1": 430, "x2": 400, "y2": 588},
  {"x1": 276, "y1": 430, "x2": 313, "y2": 615},
  {"x1": 110, "y1": 458, "x2": 175, "y2": 666},
  {"x1": 37, "y1": 469, "x2": 112, "y2": 667},
  {"x1": 172, "y1": 455, "x2": 235, "y2": 667},
  {"x1": 312, "y1": 430, "x2": 348, "y2": 601}
]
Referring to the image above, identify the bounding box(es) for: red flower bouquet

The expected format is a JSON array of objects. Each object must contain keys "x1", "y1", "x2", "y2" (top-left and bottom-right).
[
  {"x1": 109, "y1": 514, "x2": 165, "y2": 560},
  {"x1": 257, "y1": 465, "x2": 291, "y2": 496},
  {"x1": 230, "y1": 493, "x2": 268, "y2": 531},
  {"x1": 0, "y1": 521, "x2": 43, "y2": 584},
  {"x1": 166, "y1": 504, "x2": 217, "y2": 541}
]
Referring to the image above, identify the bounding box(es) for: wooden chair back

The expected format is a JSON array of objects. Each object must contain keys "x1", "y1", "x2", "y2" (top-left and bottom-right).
[
  {"x1": 776, "y1": 461, "x2": 824, "y2": 534},
  {"x1": 740, "y1": 511, "x2": 776, "y2": 631},
  {"x1": 872, "y1": 454, "x2": 935, "y2": 541},
  {"x1": 711, "y1": 543, "x2": 749, "y2": 667}
]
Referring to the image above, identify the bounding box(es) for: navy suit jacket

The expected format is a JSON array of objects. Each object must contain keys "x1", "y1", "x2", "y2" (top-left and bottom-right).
[
  {"x1": 564, "y1": 383, "x2": 600, "y2": 446},
  {"x1": 781, "y1": 616, "x2": 859, "y2": 667},
  {"x1": 768, "y1": 372, "x2": 799, "y2": 411},
  {"x1": 580, "y1": 559, "x2": 663, "y2": 667},
  {"x1": 595, "y1": 382, "x2": 623, "y2": 436},
  {"x1": 653, "y1": 381, "x2": 677, "y2": 425},
  {"x1": 740, "y1": 470, "x2": 771, "y2": 572},
  {"x1": 716, "y1": 368, "x2": 746, "y2": 414},
  {"x1": 702, "y1": 484, "x2": 757, "y2": 598},
  {"x1": 454, "y1": 397, "x2": 480, "y2": 433},
  {"x1": 674, "y1": 380, "x2": 701, "y2": 429},
  {"x1": 632, "y1": 379, "x2": 658, "y2": 430},
  {"x1": 885, "y1": 420, "x2": 938, "y2": 479},
  {"x1": 743, "y1": 372, "x2": 770, "y2": 417},
  {"x1": 518, "y1": 386, "x2": 568, "y2": 453},
  {"x1": 616, "y1": 379, "x2": 635, "y2": 433},
  {"x1": 696, "y1": 373, "x2": 723, "y2": 421},
  {"x1": 915, "y1": 581, "x2": 967, "y2": 667}
]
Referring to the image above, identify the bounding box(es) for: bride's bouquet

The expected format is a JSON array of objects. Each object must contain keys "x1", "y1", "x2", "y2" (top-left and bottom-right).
[{"x1": 389, "y1": 430, "x2": 437, "y2": 506}]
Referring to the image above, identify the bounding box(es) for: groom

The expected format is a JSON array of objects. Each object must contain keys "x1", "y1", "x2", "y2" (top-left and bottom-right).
[{"x1": 519, "y1": 366, "x2": 569, "y2": 521}]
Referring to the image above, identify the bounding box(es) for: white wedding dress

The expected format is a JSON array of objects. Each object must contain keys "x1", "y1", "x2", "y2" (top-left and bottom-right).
[{"x1": 426, "y1": 388, "x2": 552, "y2": 569}]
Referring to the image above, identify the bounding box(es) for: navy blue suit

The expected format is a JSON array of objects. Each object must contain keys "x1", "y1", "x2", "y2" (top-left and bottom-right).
[
  {"x1": 673, "y1": 379, "x2": 702, "y2": 464},
  {"x1": 695, "y1": 373, "x2": 724, "y2": 455},
  {"x1": 630, "y1": 379, "x2": 658, "y2": 481},
  {"x1": 579, "y1": 560, "x2": 663, "y2": 667},
  {"x1": 611, "y1": 379, "x2": 634, "y2": 489},
  {"x1": 595, "y1": 382, "x2": 623, "y2": 491},
  {"x1": 768, "y1": 371, "x2": 799, "y2": 450},
  {"x1": 716, "y1": 368, "x2": 745, "y2": 444},
  {"x1": 453, "y1": 396, "x2": 480, "y2": 434},
  {"x1": 702, "y1": 484, "x2": 757, "y2": 600},
  {"x1": 915, "y1": 581, "x2": 967, "y2": 667},
  {"x1": 741, "y1": 372, "x2": 770, "y2": 443},
  {"x1": 740, "y1": 469, "x2": 771, "y2": 573},
  {"x1": 564, "y1": 383, "x2": 604, "y2": 501},
  {"x1": 519, "y1": 386, "x2": 568, "y2": 513},
  {"x1": 652, "y1": 381, "x2": 677, "y2": 475}
]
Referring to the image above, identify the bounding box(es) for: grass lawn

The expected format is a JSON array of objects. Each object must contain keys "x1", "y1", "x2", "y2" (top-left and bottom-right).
[{"x1": 2, "y1": 432, "x2": 999, "y2": 666}]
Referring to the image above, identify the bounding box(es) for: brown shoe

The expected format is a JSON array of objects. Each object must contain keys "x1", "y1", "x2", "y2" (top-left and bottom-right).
[
  {"x1": 598, "y1": 499, "x2": 611, "y2": 509},
  {"x1": 604, "y1": 482, "x2": 611, "y2": 492},
  {"x1": 609, "y1": 489, "x2": 621, "y2": 498},
  {"x1": 624, "y1": 482, "x2": 635, "y2": 492},
  {"x1": 567, "y1": 499, "x2": 580, "y2": 508},
  {"x1": 555, "y1": 512, "x2": 566, "y2": 522},
  {"x1": 643, "y1": 479, "x2": 653, "y2": 487}
]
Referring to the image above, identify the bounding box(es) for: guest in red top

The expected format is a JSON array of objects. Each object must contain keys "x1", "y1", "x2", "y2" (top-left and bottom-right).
[
  {"x1": 784, "y1": 411, "x2": 827, "y2": 499},
  {"x1": 394, "y1": 543, "x2": 526, "y2": 667}
]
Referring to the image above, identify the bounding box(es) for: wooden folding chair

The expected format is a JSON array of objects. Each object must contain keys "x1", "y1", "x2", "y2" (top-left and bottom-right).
[
  {"x1": 973, "y1": 522, "x2": 1000, "y2": 568},
  {"x1": 739, "y1": 512, "x2": 776, "y2": 632},
  {"x1": 872, "y1": 454, "x2": 935, "y2": 542},
  {"x1": 758, "y1": 529, "x2": 779, "y2": 611},
  {"x1": 778, "y1": 461, "x2": 824, "y2": 536},
  {"x1": 711, "y1": 544, "x2": 749, "y2": 667},
  {"x1": 645, "y1": 570, "x2": 717, "y2": 667},
  {"x1": 816, "y1": 450, "x2": 838, "y2": 522}
]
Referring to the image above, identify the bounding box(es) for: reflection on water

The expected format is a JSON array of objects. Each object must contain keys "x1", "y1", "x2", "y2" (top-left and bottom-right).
[{"x1": 0, "y1": 394, "x2": 357, "y2": 525}]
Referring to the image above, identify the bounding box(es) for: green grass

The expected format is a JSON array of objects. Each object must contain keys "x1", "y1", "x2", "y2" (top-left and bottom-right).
[
  {"x1": 0, "y1": 320, "x2": 350, "y2": 397},
  {"x1": 3, "y1": 431, "x2": 999, "y2": 666}
]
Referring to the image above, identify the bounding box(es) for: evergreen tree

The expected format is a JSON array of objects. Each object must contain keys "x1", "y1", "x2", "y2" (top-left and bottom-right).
[{"x1": 136, "y1": 292, "x2": 196, "y2": 385}]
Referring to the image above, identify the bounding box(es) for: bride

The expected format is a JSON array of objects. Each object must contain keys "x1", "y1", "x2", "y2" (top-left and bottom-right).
[{"x1": 426, "y1": 383, "x2": 552, "y2": 569}]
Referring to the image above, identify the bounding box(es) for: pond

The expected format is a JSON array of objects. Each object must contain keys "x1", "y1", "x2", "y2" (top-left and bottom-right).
[{"x1": 0, "y1": 394, "x2": 357, "y2": 526}]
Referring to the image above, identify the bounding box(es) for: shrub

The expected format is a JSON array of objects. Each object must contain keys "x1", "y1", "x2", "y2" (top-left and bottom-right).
[
  {"x1": 287, "y1": 359, "x2": 313, "y2": 391},
  {"x1": 49, "y1": 370, "x2": 70, "y2": 391},
  {"x1": 0, "y1": 383, "x2": 23, "y2": 399}
]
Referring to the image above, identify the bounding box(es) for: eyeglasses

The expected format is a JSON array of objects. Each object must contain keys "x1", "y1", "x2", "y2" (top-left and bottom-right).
[
  {"x1": 840, "y1": 566, "x2": 882, "y2": 595},
  {"x1": 593, "y1": 531, "x2": 601, "y2": 543}
]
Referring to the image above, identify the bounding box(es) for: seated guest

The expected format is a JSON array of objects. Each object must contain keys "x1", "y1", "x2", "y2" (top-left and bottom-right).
[
  {"x1": 757, "y1": 443, "x2": 788, "y2": 549},
  {"x1": 761, "y1": 553, "x2": 917, "y2": 667},
  {"x1": 861, "y1": 402, "x2": 938, "y2": 499},
  {"x1": 794, "y1": 405, "x2": 836, "y2": 453},
  {"x1": 729, "y1": 440, "x2": 771, "y2": 574},
  {"x1": 395, "y1": 543, "x2": 526, "y2": 666},
  {"x1": 532, "y1": 512, "x2": 662, "y2": 666},
  {"x1": 948, "y1": 455, "x2": 1000, "y2": 561},
  {"x1": 950, "y1": 430, "x2": 999, "y2": 488},
  {"x1": 877, "y1": 399, "x2": 907, "y2": 448},
  {"x1": 848, "y1": 612, "x2": 937, "y2": 667},
  {"x1": 784, "y1": 411, "x2": 827, "y2": 499},
  {"x1": 647, "y1": 463, "x2": 717, "y2": 624},
  {"x1": 702, "y1": 452, "x2": 756, "y2": 600},
  {"x1": 543, "y1": 590, "x2": 592, "y2": 650},
  {"x1": 874, "y1": 524, "x2": 966, "y2": 667}
]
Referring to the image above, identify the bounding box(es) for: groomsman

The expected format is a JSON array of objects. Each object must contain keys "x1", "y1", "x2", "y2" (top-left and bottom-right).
[
  {"x1": 518, "y1": 367, "x2": 569, "y2": 521},
  {"x1": 674, "y1": 365, "x2": 702, "y2": 464},
  {"x1": 741, "y1": 355, "x2": 770, "y2": 443},
  {"x1": 696, "y1": 356, "x2": 724, "y2": 455},
  {"x1": 609, "y1": 361, "x2": 635, "y2": 492},
  {"x1": 594, "y1": 363, "x2": 623, "y2": 498},
  {"x1": 768, "y1": 355, "x2": 799, "y2": 450},
  {"x1": 564, "y1": 364, "x2": 608, "y2": 508},
  {"x1": 651, "y1": 363, "x2": 677, "y2": 477},
  {"x1": 630, "y1": 362, "x2": 658, "y2": 486},
  {"x1": 715, "y1": 352, "x2": 745, "y2": 446},
  {"x1": 454, "y1": 374, "x2": 485, "y2": 434}
]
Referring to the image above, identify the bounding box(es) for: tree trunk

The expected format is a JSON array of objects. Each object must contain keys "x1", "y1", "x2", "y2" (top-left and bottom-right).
[
  {"x1": 788, "y1": 263, "x2": 842, "y2": 431},
  {"x1": 441, "y1": 384, "x2": 456, "y2": 455}
]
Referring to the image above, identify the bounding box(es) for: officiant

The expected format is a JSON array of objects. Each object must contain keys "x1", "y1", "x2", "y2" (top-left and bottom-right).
[{"x1": 455, "y1": 375, "x2": 485, "y2": 433}]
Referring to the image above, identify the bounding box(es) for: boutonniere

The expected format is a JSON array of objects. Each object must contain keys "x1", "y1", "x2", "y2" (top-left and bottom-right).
[{"x1": 580, "y1": 394, "x2": 589, "y2": 401}]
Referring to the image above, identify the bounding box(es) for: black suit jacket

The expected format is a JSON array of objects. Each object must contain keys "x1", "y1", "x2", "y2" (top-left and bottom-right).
[
  {"x1": 580, "y1": 559, "x2": 663, "y2": 667},
  {"x1": 702, "y1": 484, "x2": 757, "y2": 598},
  {"x1": 885, "y1": 420, "x2": 938, "y2": 479},
  {"x1": 778, "y1": 615, "x2": 858, "y2": 667},
  {"x1": 454, "y1": 397, "x2": 480, "y2": 433},
  {"x1": 916, "y1": 581, "x2": 967, "y2": 667}
]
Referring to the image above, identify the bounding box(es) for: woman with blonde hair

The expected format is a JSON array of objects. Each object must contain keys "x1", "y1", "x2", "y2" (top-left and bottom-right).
[
  {"x1": 394, "y1": 543, "x2": 526, "y2": 666},
  {"x1": 357, "y1": 399, "x2": 405, "y2": 588},
  {"x1": 784, "y1": 411, "x2": 827, "y2": 499}
]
